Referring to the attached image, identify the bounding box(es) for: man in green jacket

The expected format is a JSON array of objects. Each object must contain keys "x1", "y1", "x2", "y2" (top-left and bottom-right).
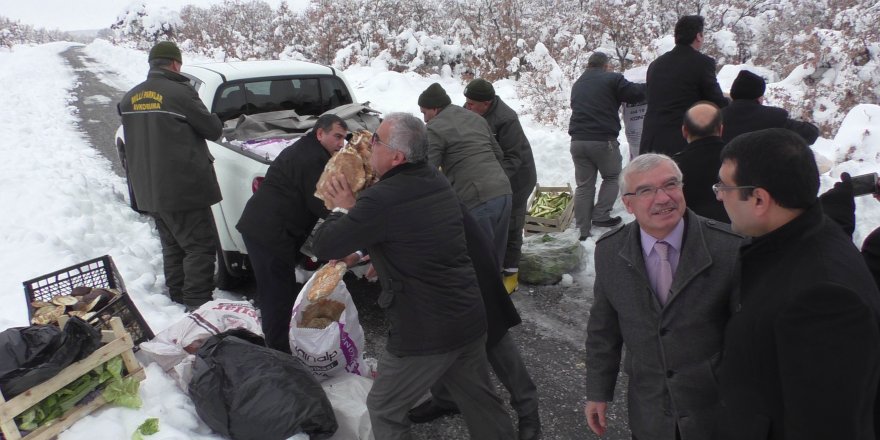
[
  {"x1": 419, "y1": 83, "x2": 512, "y2": 271},
  {"x1": 118, "y1": 41, "x2": 223, "y2": 310},
  {"x1": 464, "y1": 78, "x2": 538, "y2": 293}
]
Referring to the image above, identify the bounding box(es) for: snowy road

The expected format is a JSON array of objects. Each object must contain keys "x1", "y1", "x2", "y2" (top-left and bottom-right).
[{"x1": 55, "y1": 43, "x2": 632, "y2": 439}]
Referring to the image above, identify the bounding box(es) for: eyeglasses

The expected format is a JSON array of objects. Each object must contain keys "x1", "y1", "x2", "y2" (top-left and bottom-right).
[
  {"x1": 623, "y1": 180, "x2": 684, "y2": 199},
  {"x1": 711, "y1": 183, "x2": 756, "y2": 196},
  {"x1": 371, "y1": 133, "x2": 396, "y2": 151}
]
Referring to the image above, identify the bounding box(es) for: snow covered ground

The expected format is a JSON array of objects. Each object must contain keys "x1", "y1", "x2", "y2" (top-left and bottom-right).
[{"x1": 1, "y1": 40, "x2": 880, "y2": 439}]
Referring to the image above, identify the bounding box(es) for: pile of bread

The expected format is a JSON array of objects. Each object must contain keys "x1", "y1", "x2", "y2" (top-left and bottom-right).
[{"x1": 314, "y1": 129, "x2": 377, "y2": 209}]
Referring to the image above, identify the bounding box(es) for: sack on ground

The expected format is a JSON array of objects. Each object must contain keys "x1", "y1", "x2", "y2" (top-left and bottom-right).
[
  {"x1": 139, "y1": 300, "x2": 262, "y2": 390},
  {"x1": 290, "y1": 271, "x2": 367, "y2": 381},
  {"x1": 189, "y1": 329, "x2": 337, "y2": 440}
]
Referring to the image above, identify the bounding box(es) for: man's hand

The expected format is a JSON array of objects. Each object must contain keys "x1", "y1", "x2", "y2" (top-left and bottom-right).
[
  {"x1": 584, "y1": 401, "x2": 609, "y2": 436},
  {"x1": 364, "y1": 263, "x2": 377, "y2": 281},
  {"x1": 323, "y1": 172, "x2": 356, "y2": 210},
  {"x1": 339, "y1": 252, "x2": 361, "y2": 268}
]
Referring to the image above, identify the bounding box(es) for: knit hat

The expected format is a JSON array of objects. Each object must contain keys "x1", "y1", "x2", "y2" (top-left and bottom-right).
[
  {"x1": 149, "y1": 41, "x2": 182, "y2": 63},
  {"x1": 464, "y1": 78, "x2": 495, "y2": 102},
  {"x1": 418, "y1": 83, "x2": 452, "y2": 108},
  {"x1": 730, "y1": 70, "x2": 765, "y2": 100}
]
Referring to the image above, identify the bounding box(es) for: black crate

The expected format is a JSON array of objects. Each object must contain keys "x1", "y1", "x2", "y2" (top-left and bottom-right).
[{"x1": 22, "y1": 255, "x2": 154, "y2": 347}]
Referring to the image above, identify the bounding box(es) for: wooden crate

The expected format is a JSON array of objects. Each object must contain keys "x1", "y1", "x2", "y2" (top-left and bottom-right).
[
  {"x1": 0, "y1": 317, "x2": 145, "y2": 440},
  {"x1": 524, "y1": 184, "x2": 575, "y2": 234}
]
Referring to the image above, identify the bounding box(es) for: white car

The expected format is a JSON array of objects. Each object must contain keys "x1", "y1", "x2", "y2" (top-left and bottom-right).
[{"x1": 116, "y1": 60, "x2": 376, "y2": 288}]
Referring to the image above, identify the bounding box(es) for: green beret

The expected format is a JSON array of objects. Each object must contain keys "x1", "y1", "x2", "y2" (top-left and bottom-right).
[
  {"x1": 418, "y1": 83, "x2": 452, "y2": 109},
  {"x1": 463, "y1": 78, "x2": 495, "y2": 102},
  {"x1": 149, "y1": 41, "x2": 182, "y2": 63}
]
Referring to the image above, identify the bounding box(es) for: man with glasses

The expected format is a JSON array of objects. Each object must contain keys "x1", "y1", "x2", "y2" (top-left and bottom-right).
[
  {"x1": 584, "y1": 153, "x2": 741, "y2": 440},
  {"x1": 312, "y1": 113, "x2": 515, "y2": 440},
  {"x1": 713, "y1": 128, "x2": 880, "y2": 440}
]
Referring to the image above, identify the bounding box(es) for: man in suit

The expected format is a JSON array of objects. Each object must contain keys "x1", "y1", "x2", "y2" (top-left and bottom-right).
[
  {"x1": 640, "y1": 15, "x2": 728, "y2": 157},
  {"x1": 721, "y1": 69, "x2": 820, "y2": 144},
  {"x1": 673, "y1": 102, "x2": 729, "y2": 223},
  {"x1": 714, "y1": 128, "x2": 880, "y2": 440},
  {"x1": 585, "y1": 154, "x2": 741, "y2": 439}
]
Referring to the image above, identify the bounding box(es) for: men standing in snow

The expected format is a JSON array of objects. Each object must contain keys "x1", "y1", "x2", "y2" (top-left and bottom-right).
[
  {"x1": 640, "y1": 15, "x2": 728, "y2": 157},
  {"x1": 673, "y1": 102, "x2": 729, "y2": 223},
  {"x1": 236, "y1": 114, "x2": 348, "y2": 353},
  {"x1": 713, "y1": 128, "x2": 880, "y2": 440},
  {"x1": 311, "y1": 112, "x2": 515, "y2": 440},
  {"x1": 463, "y1": 78, "x2": 537, "y2": 293},
  {"x1": 118, "y1": 41, "x2": 222, "y2": 310},
  {"x1": 568, "y1": 51, "x2": 646, "y2": 240},
  {"x1": 721, "y1": 69, "x2": 820, "y2": 144},
  {"x1": 585, "y1": 154, "x2": 741, "y2": 439},
  {"x1": 418, "y1": 83, "x2": 512, "y2": 271}
]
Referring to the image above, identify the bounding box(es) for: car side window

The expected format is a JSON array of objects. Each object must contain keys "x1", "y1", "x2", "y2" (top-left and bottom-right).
[
  {"x1": 320, "y1": 77, "x2": 353, "y2": 111},
  {"x1": 214, "y1": 85, "x2": 247, "y2": 121}
]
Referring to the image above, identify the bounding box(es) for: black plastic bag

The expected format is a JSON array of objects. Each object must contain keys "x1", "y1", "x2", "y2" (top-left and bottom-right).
[
  {"x1": 0, "y1": 317, "x2": 102, "y2": 398},
  {"x1": 189, "y1": 329, "x2": 338, "y2": 440}
]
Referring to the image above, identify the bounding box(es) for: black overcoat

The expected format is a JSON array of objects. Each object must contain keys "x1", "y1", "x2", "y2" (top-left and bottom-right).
[
  {"x1": 716, "y1": 203, "x2": 880, "y2": 440},
  {"x1": 639, "y1": 45, "x2": 728, "y2": 157}
]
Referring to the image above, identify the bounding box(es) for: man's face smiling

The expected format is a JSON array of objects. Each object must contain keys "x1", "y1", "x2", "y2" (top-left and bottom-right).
[{"x1": 622, "y1": 161, "x2": 686, "y2": 239}]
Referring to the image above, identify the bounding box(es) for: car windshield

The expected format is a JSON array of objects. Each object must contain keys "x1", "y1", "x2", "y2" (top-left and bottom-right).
[{"x1": 213, "y1": 76, "x2": 353, "y2": 121}]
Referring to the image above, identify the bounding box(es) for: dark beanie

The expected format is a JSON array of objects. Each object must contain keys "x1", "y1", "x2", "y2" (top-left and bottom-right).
[
  {"x1": 464, "y1": 78, "x2": 495, "y2": 102},
  {"x1": 730, "y1": 70, "x2": 765, "y2": 100},
  {"x1": 149, "y1": 41, "x2": 182, "y2": 63},
  {"x1": 418, "y1": 83, "x2": 452, "y2": 108}
]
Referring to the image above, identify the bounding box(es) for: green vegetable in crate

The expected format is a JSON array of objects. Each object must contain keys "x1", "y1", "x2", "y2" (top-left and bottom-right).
[
  {"x1": 529, "y1": 192, "x2": 572, "y2": 218},
  {"x1": 14, "y1": 356, "x2": 140, "y2": 431}
]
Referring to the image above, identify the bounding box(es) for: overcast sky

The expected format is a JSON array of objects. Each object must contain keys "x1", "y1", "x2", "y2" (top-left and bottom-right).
[{"x1": 0, "y1": 0, "x2": 306, "y2": 31}]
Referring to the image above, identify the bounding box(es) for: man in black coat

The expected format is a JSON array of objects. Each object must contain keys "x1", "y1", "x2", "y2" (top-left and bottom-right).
[
  {"x1": 312, "y1": 112, "x2": 515, "y2": 439},
  {"x1": 640, "y1": 15, "x2": 728, "y2": 157},
  {"x1": 714, "y1": 128, "x2": 880, "y2": 440},
  {"x1": 673, "y1": 102, "x2": 729, "y2": 223},
  {"x1": 464, "y1": 78, "x2": 538, "y2": 293},
  {"x1": 119, "y1": 41, "x2": 223, "y2": 309},
  {"x1": 721, "y1": 69, "x2": 820, "y2": 144},
  {"x1": 235, "y1": 114, "x2": 348, "y2": 353},
  {"x1": 406, "y1": 203, "x2": 541, "y2": 440}
]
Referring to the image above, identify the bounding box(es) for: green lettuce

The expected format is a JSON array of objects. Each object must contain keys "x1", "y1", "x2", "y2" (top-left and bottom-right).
[{"x1": 131, "y1": 417, "x2": 159, "y2": 440}]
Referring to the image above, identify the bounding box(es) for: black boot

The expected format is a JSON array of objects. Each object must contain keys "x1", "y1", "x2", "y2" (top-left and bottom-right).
[
  {"x1": 407, "y1": 400, "x2": 460, "y2": 424},
  {"x1": 518, "y1": 410, "x2": 542, "y2": 440}
]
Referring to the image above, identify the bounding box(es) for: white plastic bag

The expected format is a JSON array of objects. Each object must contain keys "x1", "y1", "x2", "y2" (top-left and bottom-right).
[
  {"x1": 289, "y1": 273, "x2": 367, "y2": 381},
  {"x1": 323, "y1": 373, "x2": 375, "y2": 440}
]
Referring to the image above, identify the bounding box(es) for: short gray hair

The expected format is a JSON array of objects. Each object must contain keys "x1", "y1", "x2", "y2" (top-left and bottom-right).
[
  {"x1": 384, "y1": 112, "x2": 428, "y2": 163},
  {"x1": 620, "y1": 153, "x2": 683, "y2": 196}
]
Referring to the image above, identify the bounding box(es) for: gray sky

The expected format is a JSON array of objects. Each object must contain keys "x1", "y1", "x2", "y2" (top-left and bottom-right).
[{"x1": 0, "y1": 0, "x2": 306, "y2": 31}]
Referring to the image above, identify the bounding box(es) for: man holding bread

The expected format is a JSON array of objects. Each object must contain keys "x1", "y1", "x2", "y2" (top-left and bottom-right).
[{"x1": 312, "y1": 112, "x2": 515, "y2": 440}]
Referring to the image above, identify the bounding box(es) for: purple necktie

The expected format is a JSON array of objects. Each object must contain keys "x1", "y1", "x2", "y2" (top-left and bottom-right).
[{"x1": 654, "y1": 241, "x2": 673, "y2": 305}]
